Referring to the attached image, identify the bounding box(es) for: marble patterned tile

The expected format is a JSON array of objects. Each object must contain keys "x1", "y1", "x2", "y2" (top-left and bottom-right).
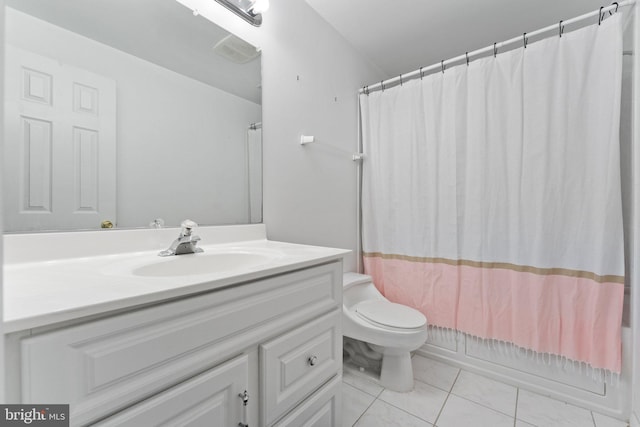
[
  {"x1": 515, "y1": 420, "x2": 537, "y2": 427},
  {"x1": 436, "y1": 394, "x2": 514, "y2": 427},
  {"x1": 412, "y1": 355, "x2": 460, "y2": 392},
  {"x1": 378, "y1": 379, "x2": 449, "y2": 423},
  {"x1": 343, "y1": 368, "x2": 384, "y2": 397},
  {"x1": 450, "y1": 370, "x2": 517, "y2": 417},
  {"x1": 516, "y1": 389, "x2": 595, "y2": 427},
  {"x1": 342, "y1": 382, "x2": 376, "y2": 427},
  {"x1": 354, "y1": 399, "x2": 434, "y2": 427},
  {"x1": 592, "y1": 412, "x2": 629, "y2": 427}
]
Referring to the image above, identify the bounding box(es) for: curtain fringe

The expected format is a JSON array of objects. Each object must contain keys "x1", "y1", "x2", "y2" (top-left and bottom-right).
[{"x1": 426, "y1": 326, "x2": 621, "y2": 386}]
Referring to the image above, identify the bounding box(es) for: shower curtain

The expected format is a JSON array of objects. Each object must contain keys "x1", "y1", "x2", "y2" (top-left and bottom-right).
[
  {"x1": 360, "y1": 14, "x2": 625, "y2": 373},
  {"x1": 247, "y1": 125, "x2": 263, "y2": 223}
]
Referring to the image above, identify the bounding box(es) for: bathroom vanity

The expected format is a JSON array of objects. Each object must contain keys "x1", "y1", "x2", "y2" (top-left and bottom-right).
[{"x1": 3, "y1": 225, "x2": 348, "y2": 426}]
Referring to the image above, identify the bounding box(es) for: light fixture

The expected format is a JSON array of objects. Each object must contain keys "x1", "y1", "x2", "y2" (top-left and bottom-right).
[
  {"x1": 214, "y1": 0, "x2": 269, "y2": 27},
  {"x1": 248, "y1": 0, "x2": 269, "y2": 14}
]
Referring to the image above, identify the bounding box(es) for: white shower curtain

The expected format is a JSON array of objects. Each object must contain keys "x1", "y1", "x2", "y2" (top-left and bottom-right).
[
  {"x1": 247, "y1": 126, "x2": 262, "y2": 223},
  {"x1": 360, "y1": 14, "x2": 625, "y2": 372}
]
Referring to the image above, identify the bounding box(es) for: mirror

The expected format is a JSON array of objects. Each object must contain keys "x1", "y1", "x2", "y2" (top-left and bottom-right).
[{"x1": 3, "y1": 0, "x2": 262, "y2": 232}]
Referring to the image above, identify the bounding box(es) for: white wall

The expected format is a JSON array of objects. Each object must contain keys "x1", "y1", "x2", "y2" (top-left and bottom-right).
[
  {"x1": 5, "y1": 8, "x2": 261, "y2": 229},
  {"x1": 177, "y1": 0, "x2": 385, "y2": 271},
  {"x1": 632, "y1": 4, "x2": 640, "y2": 425},
  {"x1": 0, "y1": 0, "x2": 5, "y2": 404}
]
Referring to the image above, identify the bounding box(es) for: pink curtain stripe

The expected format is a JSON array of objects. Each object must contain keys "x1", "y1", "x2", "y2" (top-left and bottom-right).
[{"x1": 364, "y1": 256, "x2": 624, "y2": 372}]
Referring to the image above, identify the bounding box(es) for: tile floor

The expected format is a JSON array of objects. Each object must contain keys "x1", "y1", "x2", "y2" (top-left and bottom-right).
[{"x1": 342, "y1": 355, "x2": 629, "y2": 427}]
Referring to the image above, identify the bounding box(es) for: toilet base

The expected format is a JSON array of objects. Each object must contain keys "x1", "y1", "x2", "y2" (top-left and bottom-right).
[
  {"x1": 368, "y1": 343, "x2": 415, "y2": 392},
  {"x1": 380, "y1": 350, "x2": 414, "y2": 392}
]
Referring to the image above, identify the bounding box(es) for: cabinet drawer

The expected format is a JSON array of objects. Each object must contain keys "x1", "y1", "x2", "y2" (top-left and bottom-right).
[
  {"x1": 260, "y1": 310, "x2": 341, "y2": 426},
  {"x1": 20, "y1": 262, "x2": 342, "y2": 426},
  {"x1": 94, "y1": 354, "x2": 249, "y2": 427},
  {"x1": 273, "y1": 375, "x2": 341, "y2": 427}
]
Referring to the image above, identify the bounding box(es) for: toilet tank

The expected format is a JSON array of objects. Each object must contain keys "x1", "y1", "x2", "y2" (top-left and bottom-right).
[
  {"x1": 342, "y1": 272, "x2": 385, "y2": 309},
  {"x1": 343, "y1": 272, "x2": 373, "y2": 290}
]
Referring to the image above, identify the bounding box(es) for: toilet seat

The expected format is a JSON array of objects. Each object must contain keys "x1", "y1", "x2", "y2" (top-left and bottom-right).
[{"x1": 355, "y1": 300, "x2": 426, "y2": 330}]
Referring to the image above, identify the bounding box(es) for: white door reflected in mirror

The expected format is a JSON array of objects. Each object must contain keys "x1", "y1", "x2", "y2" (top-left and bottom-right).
[{"x1": 3, "y1": 0, "x2": 262, "y2": 232}]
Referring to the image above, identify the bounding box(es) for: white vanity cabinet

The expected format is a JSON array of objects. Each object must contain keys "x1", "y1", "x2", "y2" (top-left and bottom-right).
[
  {"x1": 6, "y1": 260, "x2": 344, "y2": 427},
  {"x1": 93, "y1": 354, "x2": 250, "y2": 427}
]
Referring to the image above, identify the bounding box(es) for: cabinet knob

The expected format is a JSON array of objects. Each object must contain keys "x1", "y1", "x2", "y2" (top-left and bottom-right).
[
  {"x1": 308, "y1": 355, "x2": 318, "y2": 366},
  {"x1": 239, "y1": 390, "x2": 249, "y2": 406}
]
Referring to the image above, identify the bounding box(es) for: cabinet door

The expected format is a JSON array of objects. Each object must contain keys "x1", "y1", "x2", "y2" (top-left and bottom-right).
[
  {"x1": 260, "y1": 310, "x2": 341, "y2": 425},
  {"x1": 273, "y1": 376, "x2": 341, "y2": 427},
  {"x1": 94, "y1": 354, "x2": 249, "y2": 427}
]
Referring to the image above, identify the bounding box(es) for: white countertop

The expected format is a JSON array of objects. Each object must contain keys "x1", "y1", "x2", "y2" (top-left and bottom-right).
[{"x1": 3, "y1": 225, "x2": 349, "y2": 333}]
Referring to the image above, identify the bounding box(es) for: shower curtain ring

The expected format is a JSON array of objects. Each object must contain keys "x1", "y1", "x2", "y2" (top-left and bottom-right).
[
  {"x1": 599, "y1": 6, "x2": 604, "y2": 24},
  {"x1": 441, "y1": 60, "x2": 445, "y2": 74},
  {"x1": 466, "y1": 52, "x2": 469, "y2": 66},
  {"x1": 523, "y1": 32, "x2": 528, "y2": 48},
  {"x1": 493, "y1": 42, "x2": 498, "y2": 58},
  {"x1": 399, "y1": 74, "x2": 403, "y2": 86},
  {"x1": 419, "y1": 67, "x2": 424, "y2": 79},
  {"x1": 559, "y1": 20, "x2": 564, "y2": 37},
  {"x1": 381, "y1": 80, "x2": 385, "y2": 91},
  {"x1": 609, "y1": 2, "x2": 619, "y2": 15}
]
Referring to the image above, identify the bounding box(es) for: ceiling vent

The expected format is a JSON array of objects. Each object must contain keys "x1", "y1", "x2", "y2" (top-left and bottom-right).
[{"x1": 213, "y1": 34, "x2": 260, "y2": 64}]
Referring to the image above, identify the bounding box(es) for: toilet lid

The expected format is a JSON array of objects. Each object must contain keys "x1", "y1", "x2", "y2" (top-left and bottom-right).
[{"x1": 355, "y1": 300, "x2": 426, "y2": 329}]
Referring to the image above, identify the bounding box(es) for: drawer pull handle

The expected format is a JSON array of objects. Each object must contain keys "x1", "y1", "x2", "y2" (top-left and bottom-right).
[
  {"x1": 238, "y1": 390, "x2": 249, "y2": 427},
  {"x1": 308, "y1": 355, "x2": 318, "y2": 366}
]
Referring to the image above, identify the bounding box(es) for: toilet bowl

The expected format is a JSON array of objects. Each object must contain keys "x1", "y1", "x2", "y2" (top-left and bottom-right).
[{"x1": 342, "y1": 272, "x2": 428, "y2": 392}]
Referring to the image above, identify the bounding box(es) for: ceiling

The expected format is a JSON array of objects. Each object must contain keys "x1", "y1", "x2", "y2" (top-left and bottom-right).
[
  {"x1": 5, "y1": 0, "x2": 262, "y2": 104},
  {"x1": 305, "y1": 0, "x2": 608, "y2": 78}
]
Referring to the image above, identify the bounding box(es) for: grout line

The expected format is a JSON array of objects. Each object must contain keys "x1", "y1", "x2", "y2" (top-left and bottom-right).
[
  {"x1": 345, "y1": 380, "x2": 384, "y2": 399},
  {"x1": 374, "y1": 398, "x2": 440, "y2": 426},
  {"x1": 433, "y1": 392, "x2": 451, "y2": 427},
  {"x1": 355, "y1": 374, "x2": 454, "y2": 426},
  {"x1": 372, "y1": 380, "x2": 441, "y2": 425},
  {"x1": 514, "y1": 388, "x2": 519, "y2": 427},
  {"x1": 446, "y1": 376, "x2": 518, "y2": 419},
  {"x1": 433, "y1": 369, "x2": 461, "y2": 426},
  {"x1": 351, "y1": 385, "x2": 384, "y2": 427},
  {"x1": 447, "y1": 392, "x2": 519, "y2": 424},
  {"x1": 413, "y1": 376, "x2": 453, "y2": 394},
  {"x1": 342, "y1": 367, "x2": 385, "y2": 398},
  {"x1": 449, "y1": 368, "x2": 462, "y2": 392}
]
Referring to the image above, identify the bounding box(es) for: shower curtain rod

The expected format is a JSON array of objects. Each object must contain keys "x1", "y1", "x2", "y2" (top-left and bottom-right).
[{"x1": 360, "y1": 1, "x2": 635, "y2": 94}]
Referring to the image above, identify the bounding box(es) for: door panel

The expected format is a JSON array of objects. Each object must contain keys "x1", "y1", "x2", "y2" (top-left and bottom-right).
[{"x1": 5, "y1": 46, "x2": 116, "y2": 231}]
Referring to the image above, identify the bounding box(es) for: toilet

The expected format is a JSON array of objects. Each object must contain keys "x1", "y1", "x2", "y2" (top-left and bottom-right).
[{"x1": 342, "y1": 272, "x2": 428, "y2": 392}]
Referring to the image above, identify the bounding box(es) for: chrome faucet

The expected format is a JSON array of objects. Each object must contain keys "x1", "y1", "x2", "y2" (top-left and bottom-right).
[{"x1": 158, "y1": 219, "x2": 204, "y2": 256}]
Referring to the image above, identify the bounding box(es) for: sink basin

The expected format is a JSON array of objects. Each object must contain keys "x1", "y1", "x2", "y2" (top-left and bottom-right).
[{"x1": 131, "y1": 249, "x2": 280, "y2": 277}]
